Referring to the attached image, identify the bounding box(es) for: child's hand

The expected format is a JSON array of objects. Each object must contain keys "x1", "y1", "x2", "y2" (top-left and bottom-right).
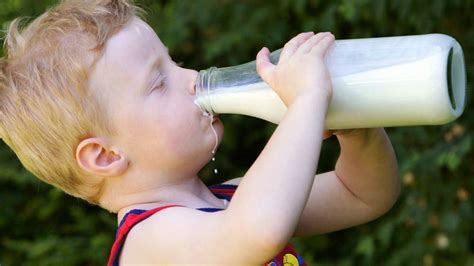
[
  {"x1": 256, "y1": 32, "x2": 335, "y2": 107},
  {"x1": 323, "y1": 128, "x2": 372, "y2": 140}
]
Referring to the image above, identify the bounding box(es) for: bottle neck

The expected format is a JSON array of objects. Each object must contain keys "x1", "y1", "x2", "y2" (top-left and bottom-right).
[{"x1": 194, "y1": 66, "x2": 217, "y2": 116}]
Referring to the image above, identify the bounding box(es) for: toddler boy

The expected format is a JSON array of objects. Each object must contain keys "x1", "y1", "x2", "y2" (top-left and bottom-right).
[{"x1": 0, "y1": 0, "x2": 400, "y2": 265}]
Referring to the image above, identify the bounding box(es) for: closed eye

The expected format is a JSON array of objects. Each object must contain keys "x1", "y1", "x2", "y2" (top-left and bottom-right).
[{"x1": 151, "y1": 73, "x2": 167, "y2": 91}]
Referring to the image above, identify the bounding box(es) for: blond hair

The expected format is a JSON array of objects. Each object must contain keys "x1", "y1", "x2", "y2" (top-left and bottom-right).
[{"x1": 0, "y1": 0, "x2": 142, "y2": 205}]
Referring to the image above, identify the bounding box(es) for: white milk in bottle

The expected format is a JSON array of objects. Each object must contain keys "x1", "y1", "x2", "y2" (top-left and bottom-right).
[{"x1": 194, "y1": 34, "x2": 466, "y2": 129}]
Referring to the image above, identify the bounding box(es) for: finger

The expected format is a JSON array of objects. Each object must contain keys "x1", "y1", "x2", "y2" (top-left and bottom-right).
[
  {"x1": 310, "y1": 33, "x2": 335, "y2": 57},
  {"x1": 296, "y1": 32, "x2": 332, "y2": 55},
  {"x1": 333, "y1": 129, "x2": 357, "y2": 136},
  {"x1": 256, "y1": 47, "x2": 275, "y2": 83},
  {"x1": 323, "y1": 130, "x2": 334, "y2": 140},
  {"x1": 279, "y1": 32, "x2": 314, "y2": 63}
]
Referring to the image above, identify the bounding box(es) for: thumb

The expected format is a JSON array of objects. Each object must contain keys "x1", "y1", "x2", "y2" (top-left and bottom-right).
[{"x1": 256, "y1": 47, "x2": 275, "y2": 84}]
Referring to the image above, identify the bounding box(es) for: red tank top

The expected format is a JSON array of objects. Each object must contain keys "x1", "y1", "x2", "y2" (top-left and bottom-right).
[{"x1": 108, "y1": 184, "x2": 306, "y2": 266}]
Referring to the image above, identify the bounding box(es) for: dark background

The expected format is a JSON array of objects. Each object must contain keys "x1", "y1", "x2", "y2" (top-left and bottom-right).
[{"x1": 0, "y1": 0, "x2": 473, "y2": 265}]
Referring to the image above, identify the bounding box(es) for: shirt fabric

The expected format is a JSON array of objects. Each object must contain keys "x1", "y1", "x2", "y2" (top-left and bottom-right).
[{"x1": 108, "y1": 184, "x2": 306, "y2": 266}]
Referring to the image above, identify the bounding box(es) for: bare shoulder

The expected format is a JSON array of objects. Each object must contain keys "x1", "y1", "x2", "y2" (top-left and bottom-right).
[
  {"x1": 118, "y1": 206, "x2": 258, "y2": 265},
  {"x1": 222, "y1": 177, "x2": 243, "y2": 186},
  {"x1": 119, "y1": 207, "x2": 221, "y2": 264}
]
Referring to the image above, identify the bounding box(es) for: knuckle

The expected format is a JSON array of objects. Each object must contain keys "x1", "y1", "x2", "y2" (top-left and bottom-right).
[
  {"x1": 297, "y1": 32, "x2": 310, "y2": 38},
  {"x1": 314, "y1": 32, "x2": 326, "y2": 38},
  {"x1": 310, "y1": 47, "x2": 324, "y2": 55}
]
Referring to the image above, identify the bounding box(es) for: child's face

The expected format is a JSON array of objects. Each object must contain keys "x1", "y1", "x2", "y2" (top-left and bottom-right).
[{"x1": 89, "y1": 17, "x2": 224, "y2": 175}]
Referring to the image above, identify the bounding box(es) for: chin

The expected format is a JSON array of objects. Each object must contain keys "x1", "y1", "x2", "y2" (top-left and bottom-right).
[
  {"x1": 216, "y1": 121, "x2": 224, "y2": 140},
  {"x1": 211, "y1": 125, "x2": 224, "y2": 149}
]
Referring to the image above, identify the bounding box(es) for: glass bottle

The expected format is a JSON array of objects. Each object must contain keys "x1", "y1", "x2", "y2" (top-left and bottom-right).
[{"x1": 194, "y1": 34, "x2": 466, "y2": 129}]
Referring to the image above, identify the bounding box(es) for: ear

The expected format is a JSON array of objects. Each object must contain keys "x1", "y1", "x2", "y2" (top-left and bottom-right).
[{"x1": 76, "y1": 137, "x2": 129, "y2": 177}]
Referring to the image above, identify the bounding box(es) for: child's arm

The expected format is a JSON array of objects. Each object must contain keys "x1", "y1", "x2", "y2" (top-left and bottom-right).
[
  {"x1": 222, "y1": 128, "x2": 400, "y2": 237},
  {"x1": 294, "y1": 127, "x2": 401, "y2": 236},
  {"x1": 221, "y1": 31, "x2": 335, "y2": 258},
  {"x1": 121, "y1": 32, "x2": 334, "y2": 265}
]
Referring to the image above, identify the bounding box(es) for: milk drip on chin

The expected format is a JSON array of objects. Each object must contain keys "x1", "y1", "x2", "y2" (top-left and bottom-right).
[{"x1": 201, "y1": 110, "x2": 219, "y2": 175}]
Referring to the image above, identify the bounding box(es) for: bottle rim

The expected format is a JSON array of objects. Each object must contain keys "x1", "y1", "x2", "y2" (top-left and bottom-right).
[{"x1": 195, "y1": 67, "x2": 217, "y2": 116}]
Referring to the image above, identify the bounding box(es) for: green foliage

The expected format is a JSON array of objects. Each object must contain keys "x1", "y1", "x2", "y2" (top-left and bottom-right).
[{"x1": 1, "y1": 0, "x2": 473, "y2": 265}]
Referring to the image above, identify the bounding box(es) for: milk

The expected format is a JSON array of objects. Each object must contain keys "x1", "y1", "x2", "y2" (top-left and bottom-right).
[{"x1": 194, "y1": 34, "x2": 466, "y2": 129}]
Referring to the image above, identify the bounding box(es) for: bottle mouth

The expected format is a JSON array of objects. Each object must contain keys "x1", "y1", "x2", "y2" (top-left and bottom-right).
[{"x1": 194, "y1": 67, "x2": 217, "y2": 116}]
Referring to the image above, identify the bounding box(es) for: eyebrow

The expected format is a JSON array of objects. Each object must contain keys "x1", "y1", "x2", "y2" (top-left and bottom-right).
[{"x1": 145, "y1": 56, "x2": 163, "y2": 91}]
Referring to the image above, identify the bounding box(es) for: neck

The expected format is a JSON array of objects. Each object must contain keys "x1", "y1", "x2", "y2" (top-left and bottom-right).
[{"x1": 101, "y1": 172, "x2": 225, "y2": 223}]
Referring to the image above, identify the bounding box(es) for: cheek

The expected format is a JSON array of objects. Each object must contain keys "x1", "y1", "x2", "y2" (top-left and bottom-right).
[{"x1": 161, "y1": 111, "x2": 199, "y2": 154}]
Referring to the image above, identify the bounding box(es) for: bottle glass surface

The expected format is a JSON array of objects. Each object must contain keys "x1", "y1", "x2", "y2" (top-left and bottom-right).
[{"x1": 194, "y1": 34, "x2": 466, "y2": 129}]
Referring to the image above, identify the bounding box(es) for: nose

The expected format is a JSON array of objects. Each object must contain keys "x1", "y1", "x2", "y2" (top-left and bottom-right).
[{"x1": 186, "y1": 68, "x2": 198, "y2": 95}]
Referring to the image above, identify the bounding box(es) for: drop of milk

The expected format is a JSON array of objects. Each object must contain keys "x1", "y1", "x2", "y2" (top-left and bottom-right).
[
  {"x1": 211, "y1": 157, "x2": 218, "y2": 174},
  {"x1": 204, "y1": 111, "x2": 219, "y2": 175}
]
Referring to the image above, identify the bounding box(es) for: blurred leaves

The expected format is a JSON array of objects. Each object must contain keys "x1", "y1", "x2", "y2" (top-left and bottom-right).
[{"x1": 1, "y1": 0, "x2": 473, "y2": 265}]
